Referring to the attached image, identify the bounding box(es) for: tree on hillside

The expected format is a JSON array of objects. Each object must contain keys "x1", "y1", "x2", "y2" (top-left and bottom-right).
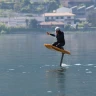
[
  {"x1": 47, "y1": 0, "x2": 59, "y2": 12},
  {"x1": 0, "y1": 0, "x2": 61, "y2": 14},
  {"x1": 14, "y1": 2, "x2": 21, "y2": 11},
  {"x1": 25, "y1": 19, "x2": 29, "y2": 27},
  {"x1": 87, "y1": 11, "x2": 96, "y2": 26},
  {"x1": 22, "y1": 0, "x2": 30, "y2": 6},
  {"x1": 29, "y1": 19, "x2": 38, "y2": 28}
]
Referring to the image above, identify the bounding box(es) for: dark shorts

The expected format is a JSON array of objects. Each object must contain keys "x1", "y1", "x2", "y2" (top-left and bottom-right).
[{"x1": 52, "y1": 42, "x2": 65, "y2": 48}]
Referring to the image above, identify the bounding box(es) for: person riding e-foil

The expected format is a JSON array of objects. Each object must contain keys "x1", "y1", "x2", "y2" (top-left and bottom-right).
[{"x1": 47, "y1": 27, "x2": 65, "y2": 49}]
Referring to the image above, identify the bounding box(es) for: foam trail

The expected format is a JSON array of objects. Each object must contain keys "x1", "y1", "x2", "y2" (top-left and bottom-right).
[{"x1": 61, "y1": 63, "x2": 70, "y2": 67}]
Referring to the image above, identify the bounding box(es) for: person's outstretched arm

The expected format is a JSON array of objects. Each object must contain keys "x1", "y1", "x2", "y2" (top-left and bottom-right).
[{"x1": 47, "y1": 32, "x2": 55, "y2": 37}]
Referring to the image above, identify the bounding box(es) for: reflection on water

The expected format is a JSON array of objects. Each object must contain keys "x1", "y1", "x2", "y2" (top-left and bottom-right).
[
  {"x1": 46, "y1": 67, "x2": 66, "y2": 96},
  {"x1": 0, "y1": 32, "x2": 96, "y2": 96}
]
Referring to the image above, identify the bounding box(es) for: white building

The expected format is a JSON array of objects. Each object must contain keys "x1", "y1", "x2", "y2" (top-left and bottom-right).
[
  {"x1": 56, "y1": 7, "x2": 72, "y2": 13},
  {"x1": 44, "y1": 12, "x2": 75, "y2": 25},
  {"x1": 0, "y1": 16, "x2": 44, "y2": 27},
  {"x1": 0, "y1": 17, "x2": 27, "y2": 27}
]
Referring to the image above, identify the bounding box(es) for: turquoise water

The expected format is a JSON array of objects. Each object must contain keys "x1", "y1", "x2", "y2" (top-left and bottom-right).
[{"x1": 0, "y1": 32, "x2": 96, "y2": 96}]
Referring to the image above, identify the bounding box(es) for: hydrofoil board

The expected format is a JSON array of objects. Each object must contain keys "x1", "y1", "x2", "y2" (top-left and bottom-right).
[{"x1": 44, "y1": 44, "x2": 70, "y2": 55}]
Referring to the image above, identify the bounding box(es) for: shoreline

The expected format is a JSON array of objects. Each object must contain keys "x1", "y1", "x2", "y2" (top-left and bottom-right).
[{"x1": 1, "y1": 27, "x2": 96, "y2": 34}]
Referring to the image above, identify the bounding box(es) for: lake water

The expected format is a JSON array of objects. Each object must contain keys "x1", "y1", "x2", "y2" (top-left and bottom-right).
[{"x1": 0, "y1": 32, "x2": 96, "y2": 96}]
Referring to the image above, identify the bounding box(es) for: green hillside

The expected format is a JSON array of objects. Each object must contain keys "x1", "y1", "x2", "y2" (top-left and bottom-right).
[{"x1": 0, "y1": 0, "x2": 61, "y2": 13}]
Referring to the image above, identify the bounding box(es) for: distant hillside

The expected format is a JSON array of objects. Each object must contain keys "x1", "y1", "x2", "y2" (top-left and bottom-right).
[
  {"x1": 0, "y1": 0, "x2": 60, "y2": 3},
  {"x1": 0, "y1": 0, "x2": 61, "y2": 14}
]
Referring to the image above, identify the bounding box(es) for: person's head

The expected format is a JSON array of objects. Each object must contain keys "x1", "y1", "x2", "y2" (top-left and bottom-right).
[{"x1": 55, "y1": 27, "x2": 60, "y2": 35}]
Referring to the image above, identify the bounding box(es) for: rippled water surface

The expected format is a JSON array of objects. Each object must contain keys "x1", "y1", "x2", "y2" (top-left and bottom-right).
[{"x1": 0, "y1": 32, "x2": 96, "y2": 96}]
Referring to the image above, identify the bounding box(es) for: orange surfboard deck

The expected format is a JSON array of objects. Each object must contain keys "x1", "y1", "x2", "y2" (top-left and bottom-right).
[{"x1": 44, "y1": 44, "x2": 70, "y2": 55}]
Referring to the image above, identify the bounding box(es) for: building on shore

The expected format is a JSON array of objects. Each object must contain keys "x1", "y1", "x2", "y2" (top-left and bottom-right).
[
  {"x1": 44, "y1": 12, "x2": 75, "y2": 25},
  {"x1": 39, "y1": 12, "x2": 75, "y2": 28},
  {"x1": 55, "y1": 7, "x2": 72, "y2": 13},
  {"x1": 0, "y1": 15, "x2": 44, "y2": 27},
  {"x1": 0, "y1": 17, "x2": 26, "y2": 27},
  {"x1": 71, "y1": 5, "x2": 96, "y2": 22}
]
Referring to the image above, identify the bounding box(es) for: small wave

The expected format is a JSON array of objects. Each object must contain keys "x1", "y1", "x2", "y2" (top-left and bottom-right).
[
  {"x1": 87, "y1": 64, "x2": 94, "y2": 66},
  {"x1": 85, "y1": 69, "x2": 89, "y2": 71},
  {"x1": 45, "y1": 65, "x2": 50, "y2": 67},
  {"x1": 86, "y1": 71, "x2": 92, "y2": 74},
  {"x1": 22, "y1": 72, "x2": 27, "y2": 74},
  {"x1": 74, "y1": 64, "x2": 81, "y2": 66},
  {"x1": 8, "y1": 69, "x2": 15, "y2": 71},
  {"x1": 52, "y1": 65, "x2": 55, "y2": 66},
  {"x1": 18, "y1": 65, "x2": 24, "y2": 67},
  {"x1": 47, "y1": 91, "x2": 52, "y2": 93}
]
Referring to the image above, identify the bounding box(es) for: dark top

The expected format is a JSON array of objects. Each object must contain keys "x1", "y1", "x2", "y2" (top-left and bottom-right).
[{"x1": 50, "y1": 31, "x2": 65, "y2": 44}]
